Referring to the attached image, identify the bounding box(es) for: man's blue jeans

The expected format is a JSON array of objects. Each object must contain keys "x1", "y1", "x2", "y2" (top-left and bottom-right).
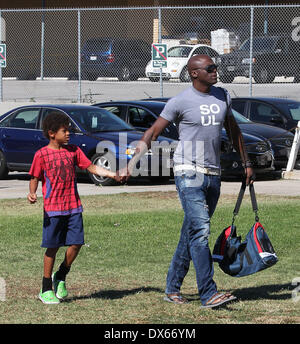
[{"x1": 165, "y1": 171, "x2": 221, "y2": 305}]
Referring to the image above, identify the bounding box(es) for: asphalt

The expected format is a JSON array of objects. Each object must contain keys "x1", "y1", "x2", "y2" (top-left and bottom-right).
[{"x1": 1, "y1": 171, "x2": 300, "y2": 200}]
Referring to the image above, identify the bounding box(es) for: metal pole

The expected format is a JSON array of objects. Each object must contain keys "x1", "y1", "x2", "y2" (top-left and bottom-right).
[
  {"x1": 158, "y1": 7, "x2": 163, "y2": 98},
  {"x1": 249, "y1": 6, "x2": 254, "y2": 97},
  {"x1": 40, "y1": 6, "x2": 45, "y2": 80},
  {"x1": 77, "y1": 9, "x2": 81, "y2": 103},
  {"x1": 0, "y1": 10, "x2": 2, "y2": 103}
]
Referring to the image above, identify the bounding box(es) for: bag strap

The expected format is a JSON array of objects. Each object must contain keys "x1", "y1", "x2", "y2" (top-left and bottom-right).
[{"x1": 232, "y1": 179, "x2": 259, "y2": 226}]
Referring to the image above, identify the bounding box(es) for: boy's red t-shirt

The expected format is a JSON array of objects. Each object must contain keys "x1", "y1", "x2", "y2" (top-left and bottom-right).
[{"x1": 29, "y1": 145, "x2": 92, "y2": 217}]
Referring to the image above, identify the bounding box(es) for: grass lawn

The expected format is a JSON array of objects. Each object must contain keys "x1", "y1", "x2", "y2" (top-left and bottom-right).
[{"x1": 0, "y1": 191, "x2": 299, "y2": 324}]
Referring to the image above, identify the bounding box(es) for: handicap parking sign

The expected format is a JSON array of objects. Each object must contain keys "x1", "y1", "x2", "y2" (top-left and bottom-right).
[{"x1": 0, "y1": 44, "x2": 6, "y2": 68}]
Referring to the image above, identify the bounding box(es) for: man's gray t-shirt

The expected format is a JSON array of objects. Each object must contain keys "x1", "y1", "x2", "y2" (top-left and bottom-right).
[{"x1": 160, "y1": 86, "x2": 231, "y2": 169}]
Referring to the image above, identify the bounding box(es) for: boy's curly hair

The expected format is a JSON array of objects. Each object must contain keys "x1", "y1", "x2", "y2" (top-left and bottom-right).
[{"x1": 42, "y1": 112, "x2": 70, "y2": 139}]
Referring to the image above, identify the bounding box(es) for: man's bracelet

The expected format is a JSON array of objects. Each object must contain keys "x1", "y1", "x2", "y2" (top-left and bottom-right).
[{"x1": 242, "y1": 161, "x2": 252, "y2": 168}]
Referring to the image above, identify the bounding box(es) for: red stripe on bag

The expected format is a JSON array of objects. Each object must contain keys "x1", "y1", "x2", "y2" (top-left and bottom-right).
[
  {"x1": 221, "y1": 226, "x2": 232, "y2": 255},
  {"x1": 253, "y1": 222, "x2": 263, "y2": 253}
]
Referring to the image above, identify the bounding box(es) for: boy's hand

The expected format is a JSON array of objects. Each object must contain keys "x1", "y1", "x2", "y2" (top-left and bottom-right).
[{"x1": 27, "y1": 193, "x2": 37, "y2": 204}]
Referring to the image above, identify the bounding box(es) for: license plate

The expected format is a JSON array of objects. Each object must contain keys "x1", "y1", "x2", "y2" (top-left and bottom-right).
[
  {"x1": 227, "y1": 66, "x2": 235, "y2": 72},
  {"x1": 90, "y1": 56, "x2": 97, "y2": 61}
]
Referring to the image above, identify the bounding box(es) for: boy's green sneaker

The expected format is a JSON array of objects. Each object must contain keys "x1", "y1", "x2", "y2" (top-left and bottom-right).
[
  {"x1": 39, "y1": 290, "x2": 60, "y2": 304},
  {"x1": 52, "y1": 272, "x2": 68, "y2": 300}
]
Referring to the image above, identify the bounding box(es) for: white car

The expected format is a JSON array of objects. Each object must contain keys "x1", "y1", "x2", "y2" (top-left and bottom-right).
[{"x1": 145, "y1": 44, "x2": 219, "y2": 82}]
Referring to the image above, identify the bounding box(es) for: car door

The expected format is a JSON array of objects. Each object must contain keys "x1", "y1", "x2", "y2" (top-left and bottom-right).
[
  {"x1": 0, "y1": 107, "x2": 41, "y2": 167},
  {"x1": 231, "y1": 99, "x2": 248, "y2": 117},
  {"x1": 248, "y1": 101, "x2": 287, "y2": 129}
]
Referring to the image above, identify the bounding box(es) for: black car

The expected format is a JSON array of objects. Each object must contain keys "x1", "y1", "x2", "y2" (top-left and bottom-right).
[
  {"x1": 81, "y1": 38, "x2": 151, "y2": 81},
  {"x1": 232, "y1": 97, "x2": 300, "y2": 133},
  {"x1": 217, "y1": 35, "x2": 300, "y2": 83},
  {"x1": 94, "y1": 100, "x2": 275, "y2": 176}
]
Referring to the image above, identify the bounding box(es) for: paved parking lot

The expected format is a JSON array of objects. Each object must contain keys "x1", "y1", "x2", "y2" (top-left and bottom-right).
[{"x1": 1, "y1": 172, "x2": 300, "y2": 200}]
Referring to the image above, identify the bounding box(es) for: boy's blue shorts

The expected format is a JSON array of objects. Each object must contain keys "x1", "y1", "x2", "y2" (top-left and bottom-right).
[{"x1": 42, "y1": 213, "x2": 84, "y2": 248}]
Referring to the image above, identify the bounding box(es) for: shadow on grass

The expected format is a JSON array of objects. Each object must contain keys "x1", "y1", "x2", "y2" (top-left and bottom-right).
[
  {"x1": 232, "y1": 283, "x2": 293, "y2": 301},
  {"x1": 65, "y1": 286, "x2": 164, "y2": 302},
  {"x1": 65, "y1": 283, "x2": 292, "y2": 304}
]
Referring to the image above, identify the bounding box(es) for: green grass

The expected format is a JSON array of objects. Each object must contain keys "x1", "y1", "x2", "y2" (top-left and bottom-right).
[{"x1": 0, "y1": 191, "x2": 300, "y2": 324}]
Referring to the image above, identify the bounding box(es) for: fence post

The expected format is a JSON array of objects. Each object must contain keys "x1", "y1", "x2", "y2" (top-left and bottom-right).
[
  {"x1": 77, "y1": 9, "x2": 81, "y2": 103},
  {"x1": 0, "y1": 9, "x2": 2, "y2": 103},
  {"x1": 249, "y1": 6, "x2": 254, "y2": 97},
  {"x1": 40, "y1": 6, "x2": 45, "y2": 80},
  {"x1": 158, "y1": 7, "x2": 163, "y2": 98}
]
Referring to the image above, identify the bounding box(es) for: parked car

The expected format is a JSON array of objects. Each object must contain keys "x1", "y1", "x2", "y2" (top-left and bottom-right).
[
  {"x1": 231, "y1": 97, "x2": 300, "y2": 132},
  {"x1": 81, "y1": 38, "x2": 151, "y2": 81},
  {"x1": 145, "y1": 44, "x2": 219, "y2": 82},
  {"x1": 217, "y1": 35, "x2": 300, "y2": 83},
  {"x1": 139, "y1": 98, "x2": 300, "y2": 171},
  {"x1": 94, "y1": 100, "x2": 275, "y2": 176},
  {"x1": 0, "y1": 104, "x2": 175, "y2": 186}
]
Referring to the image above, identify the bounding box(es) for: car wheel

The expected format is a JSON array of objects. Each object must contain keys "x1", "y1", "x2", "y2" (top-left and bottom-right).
[
  {"x1": 294, "y1": 75, "x2": 300, "y2": 83},
  {"x1": 17, "y1": 73, "x2": 37, "y2": 80},
  {"x1": 88, "y1": 152, "x2": 117, "y2": 186},
  {"x1": 179, "y1": 66, "x2": 191, "y2": 82},
  {"x1": 254, "y1": 68, "x2": 275, "y2": 83},
  {"x1": 118, "y1": 66, "x2": 131, "y2": 81},
  {"x1": 0, "y1": 151, "x2": 8, "y2": 179},
  {"x1": 149, "y1": 77, "x2": 159, "y2": 82},
  {"x1": 219, "y1": 73, "x2": 235, "y2": 83}
]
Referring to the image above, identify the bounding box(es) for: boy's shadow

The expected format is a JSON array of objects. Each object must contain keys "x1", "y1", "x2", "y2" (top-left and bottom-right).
[{"x1": 65, "y1": 286, "x2": 164, "y2": 302}]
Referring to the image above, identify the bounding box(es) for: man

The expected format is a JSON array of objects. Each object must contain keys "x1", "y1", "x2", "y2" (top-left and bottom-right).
[{"x1": 118, "y1": 55, "x2": 254, "y2": 309}]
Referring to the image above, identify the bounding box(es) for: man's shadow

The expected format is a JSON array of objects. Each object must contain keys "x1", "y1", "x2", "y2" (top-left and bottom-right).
[
  {"x1": 185, "y1": 283, "x2": 293, "y2": 303},
  {"x1": 64, "y1": 283, "x2": 292, "y2": 303}
]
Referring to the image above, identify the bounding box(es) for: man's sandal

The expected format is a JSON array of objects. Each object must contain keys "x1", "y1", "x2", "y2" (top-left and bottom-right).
[
  {"x1": 200, "y1": 292, "x2": 237, "y2": 309},
  {"x1": 164, "y1": 293, "x2": 189, "y2": 304}
]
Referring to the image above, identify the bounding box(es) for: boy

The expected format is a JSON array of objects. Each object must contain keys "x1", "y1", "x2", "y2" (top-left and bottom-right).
[{"x1": 27, "y1": 112, "x2": 117, "y2": 304}]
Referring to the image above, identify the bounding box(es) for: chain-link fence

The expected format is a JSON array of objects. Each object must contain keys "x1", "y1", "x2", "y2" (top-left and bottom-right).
[{"x1": 0, "y1": 5, "x2": 300, "y2": 103}]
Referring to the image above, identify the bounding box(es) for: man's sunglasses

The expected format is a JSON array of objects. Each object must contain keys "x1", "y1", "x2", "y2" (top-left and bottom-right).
[{"x1": 193, "y1": 64, "x2": 218, "y2": 73}]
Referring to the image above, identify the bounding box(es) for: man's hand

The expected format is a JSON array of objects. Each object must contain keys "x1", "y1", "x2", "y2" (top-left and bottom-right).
[
  {"x1": 27, "y1": 192, "x2": 37, "y2": 204},
  {"x1": 245, "y1": 167, "x2": 255, "y2": 186},
  {"x1": 116, "y1": 167, "x2": 131, "y2": 184}
]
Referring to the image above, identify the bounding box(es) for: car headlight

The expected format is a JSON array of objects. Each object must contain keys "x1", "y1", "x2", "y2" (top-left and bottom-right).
[
  {"x1": 255, "y1": 142, "x2": 268, "y2": 153},
  {"x1": 125, "y1": 147, "x2": 152, "y2": 157},
  {"x1": 242, "y1": 57, "x2": 256, "y2": 64},
  {"x1": 171, "y1": 61, "x2": 180, "y2": 67}
]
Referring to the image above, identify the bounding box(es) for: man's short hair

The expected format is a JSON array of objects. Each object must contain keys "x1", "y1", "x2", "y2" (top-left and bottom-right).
[{"x1": 42, "y1": 112, "x2": 70, "y2": 139}]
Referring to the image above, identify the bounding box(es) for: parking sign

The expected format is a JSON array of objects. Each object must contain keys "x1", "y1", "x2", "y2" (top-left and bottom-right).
[
  {"x1": 152, "y1": 43, "x2": 167, "y2": 68},
  {"x1": 0, "y1": 44, "x2": 6, "y2": 68}
]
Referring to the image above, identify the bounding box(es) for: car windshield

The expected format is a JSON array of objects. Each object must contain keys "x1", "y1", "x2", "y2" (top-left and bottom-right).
[
  {"x1": 69, "y1": 108, "x2": 134, "y2": 132},
  {"x1": 276, "y1": 102, "x2": 300, "y2": 120},
  {"x1": 83, "y1": 39, "x2": 110, "y2": 51},
  {"x1": 168, "y1": 46, "x2": 193, "y2": 58},
  {"x1": 239, "y1": 37, "x2": 277, "y2": 52},
  {"x1": 232, "y1": 109, "x2": 252, "y2": 123}
]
